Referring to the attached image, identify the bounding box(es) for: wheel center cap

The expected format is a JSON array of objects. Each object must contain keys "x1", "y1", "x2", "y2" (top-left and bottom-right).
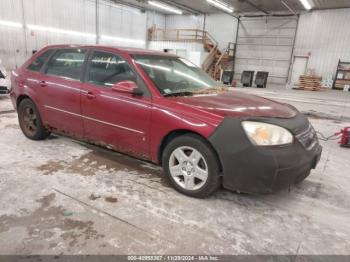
[{"x1": 182, "y1": 161, "x2": 194, "y2": 175}]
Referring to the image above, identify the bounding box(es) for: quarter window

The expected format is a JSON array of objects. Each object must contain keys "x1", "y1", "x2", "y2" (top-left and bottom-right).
[
  {"x1": 27, "y1": 50, "x2": 53, "y2": 72},
  {"x1": 88, "y1": 51, "x2": 136, "y2": 87},
  {"x1": 46, "y1": 49, "x2": 86, "y2": 80}
]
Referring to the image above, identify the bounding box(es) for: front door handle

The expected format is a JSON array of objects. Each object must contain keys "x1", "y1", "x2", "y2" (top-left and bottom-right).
[
  {"x1": 85, "y1": 92, "x2": 96, "y2": 99},
  {"x1": 39, "y1": 81, "x2": 47, "y2": 87}
]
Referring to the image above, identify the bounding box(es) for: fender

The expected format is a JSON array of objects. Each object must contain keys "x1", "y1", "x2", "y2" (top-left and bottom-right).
[
  {"x1": 11, "y1": 69, "x2": 48, "y2": 124},
  {"x1": 149, "y1": 103, "x2": 222, "y2": 163}
]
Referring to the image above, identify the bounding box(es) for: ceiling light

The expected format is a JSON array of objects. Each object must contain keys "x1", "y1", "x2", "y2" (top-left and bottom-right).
[
  {"x1": 207, "y1": 0, "x2": 234, "y2": 13},
  {"x1": 26, "y1": 24, "x2": 96, "y2": 38},
  {"x1": 148, "y1": 1, "x2": 183, "y2": 15},
  {"x1": 0, "y1": 20, "x2": 22, "y2": 28},
  {"x1": 25, "y1": 24, "x2": 145, "y2": 46},
  {"x1": 299, "y1": 0, "x2": 312, "y2": 10}
]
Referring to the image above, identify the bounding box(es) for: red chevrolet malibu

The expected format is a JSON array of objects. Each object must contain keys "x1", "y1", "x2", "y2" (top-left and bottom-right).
[{"x1": 10, "y1": 45, "x2": 322, "y2": 197}]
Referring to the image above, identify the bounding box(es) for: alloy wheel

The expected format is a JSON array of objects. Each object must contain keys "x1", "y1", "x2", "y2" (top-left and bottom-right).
[
  {"x1": 21, "y1": 106, "x2": 38, "y2": 136},
  {"x1": 168, "y1": 146, "x2": 208, "y2": 191}
]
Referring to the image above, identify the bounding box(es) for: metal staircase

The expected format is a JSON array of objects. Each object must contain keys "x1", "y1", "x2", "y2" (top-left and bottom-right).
[
  {"x1": 204, "y1": 42, "x2": 236, "y2": 81},
  {"x1": 148, "y1": 26, "x2": 235, "y2": 82}
]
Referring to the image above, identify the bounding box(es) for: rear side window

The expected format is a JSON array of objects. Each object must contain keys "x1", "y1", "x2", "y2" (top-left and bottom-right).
[
  {"x1": 46, "y1": 49, "x2": 86, "y2": 80},
  {"x1": 27, "y1": 50, "x2": 53, "y2": 72},
  {"x1": 87, "y1": 51, "x2": 136, "y2": 87}
]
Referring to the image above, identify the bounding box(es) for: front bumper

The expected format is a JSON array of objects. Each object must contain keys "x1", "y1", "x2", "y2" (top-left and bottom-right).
[{"x1": 209, "y1": 113, "x2": 322, "y2": 194}]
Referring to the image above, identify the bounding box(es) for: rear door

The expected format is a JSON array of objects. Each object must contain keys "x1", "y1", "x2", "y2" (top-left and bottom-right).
[
  {"x1": 19, "y1": 49, "x2": 54, "y2": 110},
  {"x1": 40, "y1": 48, "x2": 87, "y2": 137},
  {"x1": 81, "y1": 50, "x2": 152, "y2": 159}
]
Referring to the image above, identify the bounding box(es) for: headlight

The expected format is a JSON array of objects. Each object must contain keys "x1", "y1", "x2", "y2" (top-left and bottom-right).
[{"x1": 242, "y1": 121, "x2": 293, "y2": 146}]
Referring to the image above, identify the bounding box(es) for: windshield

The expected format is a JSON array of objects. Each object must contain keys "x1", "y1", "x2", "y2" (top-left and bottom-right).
[{"x1": 133, "y1": 55, "x2": 221, "y2": 96}]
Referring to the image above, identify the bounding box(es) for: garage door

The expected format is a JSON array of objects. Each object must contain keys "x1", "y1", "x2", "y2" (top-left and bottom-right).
[{"x1": 234, "y1": 16, "x2": 298, "y2": 85}]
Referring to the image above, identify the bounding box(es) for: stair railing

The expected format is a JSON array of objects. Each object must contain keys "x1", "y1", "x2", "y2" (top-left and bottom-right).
[{"x1": 202, "y1": 44, "x2": 218, "y2": 72}]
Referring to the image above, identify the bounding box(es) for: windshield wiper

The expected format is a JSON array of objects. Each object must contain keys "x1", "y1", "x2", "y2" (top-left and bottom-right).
[
  {"x1": 192, "y1": 86, "x2": 229, "y2": 95},
  {"x1": 164, "y1": 91, "x2": 193, "y2": 97}
]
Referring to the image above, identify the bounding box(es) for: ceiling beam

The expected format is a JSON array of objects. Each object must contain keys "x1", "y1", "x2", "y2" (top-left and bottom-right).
[
  {"x1": 281, "y1": 0, "x2": 297, "y2": 15},
  {"x1": 240, "y1": 0, "x2": 269, "y2": 14}
]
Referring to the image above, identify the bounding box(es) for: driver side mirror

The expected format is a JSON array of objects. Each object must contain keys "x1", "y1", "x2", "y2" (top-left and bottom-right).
[{"x1": 111, "y1": 80, "x2": 143, "y2": 96}]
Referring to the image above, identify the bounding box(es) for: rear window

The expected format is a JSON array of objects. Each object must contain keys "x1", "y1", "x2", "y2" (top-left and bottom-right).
[
  {"x1": 27, "y1": 50, "x2": 53, "y2": 72},
  {"x1": 87, "y1": 51, "x2": 136, "y2": 87},
  {"x1": 46, "y1": 48, "x2": 86, "y2": 80}
]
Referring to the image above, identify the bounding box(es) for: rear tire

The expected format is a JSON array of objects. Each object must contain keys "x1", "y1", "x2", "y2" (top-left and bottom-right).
[
  {"x1": 162, "y1": 134, "x2": 221, "y2": 198},
  {"x1": 18, "y1": 98, "x2": 50, "y2": 140}
]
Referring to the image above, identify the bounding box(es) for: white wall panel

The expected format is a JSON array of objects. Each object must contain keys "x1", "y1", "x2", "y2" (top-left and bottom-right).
[
  {"x1": 98, "y1": 0, "x2": 147, "y2": 47},
  {"x1": 147, "y1": 11, "x2": 166, "y2": 29},
  {"x1": 148, "y1": 41, "x2": 206, "y2": 65},
  {"x1": 293, "y1": 8, "x2": 350, "y2": 78},
  {"x1": 0, "y1": 0, "x2": 165, "y2": 70},
  {"x1": 24, "y1": 0, "x2": 96, "y2": 54},
  {"x1": 205, "y1": 13, "x2": 238, "y2": 50},
  {"x1": 165, "y1": 15, "x2": 204, "y2": 30},
  {"x1": 0, "y1": 0, "x2": 25, "y2": 69}
]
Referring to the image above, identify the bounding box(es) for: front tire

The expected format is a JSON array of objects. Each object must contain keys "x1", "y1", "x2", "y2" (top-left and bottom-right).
[
  {"x1": 18, "y1": 98, "x2": 50, "y2": 140},
  {"x1": 162, "y1": 134, "x2": 221, "y2": 198}
]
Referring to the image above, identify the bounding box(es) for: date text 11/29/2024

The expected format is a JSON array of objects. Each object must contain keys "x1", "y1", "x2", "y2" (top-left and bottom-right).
[{"x1": 127, "y1": 255, "x2": 219, "y2": 261}]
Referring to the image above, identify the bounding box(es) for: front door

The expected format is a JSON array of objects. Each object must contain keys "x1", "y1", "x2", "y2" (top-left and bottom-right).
[{"x1": 81, "y1": 50, "x2": 152, "y2": 159}]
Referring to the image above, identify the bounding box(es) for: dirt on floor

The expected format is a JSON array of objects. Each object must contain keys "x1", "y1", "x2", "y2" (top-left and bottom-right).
[{"x1": 0, "y1": 93, "x2": 350, "y2": 255}]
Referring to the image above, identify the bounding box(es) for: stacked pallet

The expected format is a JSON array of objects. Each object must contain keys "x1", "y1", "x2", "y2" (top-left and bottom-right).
[{"x1": 294, "y1": 75, "x2": 322, "y2": 91}]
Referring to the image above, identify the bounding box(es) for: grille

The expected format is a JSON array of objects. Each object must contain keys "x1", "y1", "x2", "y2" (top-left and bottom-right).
[
  {"x1": 0, "y1": 86, "x2": 9, "y2": 94},
  {"x1": 296, "y1": 123, "x2": 318, "y2": 150}
]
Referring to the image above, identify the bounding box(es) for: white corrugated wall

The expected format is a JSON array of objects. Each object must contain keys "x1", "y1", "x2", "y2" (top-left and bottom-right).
[
  {"x1": 164, "y1": 14, "x2": 238, "y2": 50},
  {"x1": 0, "y1": 0, "x2": 165, "y2": 70},
  {"x1": 147, "y1": 11, "x2": 166, "y2": 29},
  {"x1": 148, "y1": 41, "x2": 206, "y2": 66},
  {"x1": 165, "y1": 15, "x2": 204, "y2": 30},
  {"x1": 293, "y1": 8, "x2": 350, "y2": 78},
  {"x1": 0, "y1": 0, "x2": 26, "y2": 70},
  {"x1": 205, "y1": 13, "x2": 238, "y2": 50}
]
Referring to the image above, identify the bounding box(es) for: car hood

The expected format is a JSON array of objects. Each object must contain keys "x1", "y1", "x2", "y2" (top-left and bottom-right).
[{"x1": 170, "y1": 91, "x2": 298, "y2": 119}]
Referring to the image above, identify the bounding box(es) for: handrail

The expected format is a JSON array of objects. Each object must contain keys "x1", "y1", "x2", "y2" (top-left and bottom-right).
[
  {"x1": 215, "y1": 48, "x2": 228, "y2": 68},
  {"x1": 204, "y1": 31, "x2": 218, "y2": 48},
  {"x1": 212, "y1": 43, "x2": 236, "y2": 79},
  {"x1": 148, "y1": 27, "x2": 222, "y2": 73},
  {"x1": 149, "y1": 28, "x2": 218, "y2": 46},
  {"x1": 202, "y1": 44, "x2": 218, "y2": 72}
]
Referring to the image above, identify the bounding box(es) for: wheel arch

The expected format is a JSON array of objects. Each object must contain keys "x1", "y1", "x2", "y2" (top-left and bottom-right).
[
  {"x1": 16, "y1": 94, "x2": 32, "y2": 108},
  {"x1": 158, "y1": 129, "x2": 223, "y2": 173}
]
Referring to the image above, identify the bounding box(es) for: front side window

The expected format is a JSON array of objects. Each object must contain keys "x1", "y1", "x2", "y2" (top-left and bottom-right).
[
  {"x1": 88, "y1": 51, "x2": 136, "y2": 87},
  {"x1": 133, "y1": 55, "x2": 220, "y2": 96},
  {"x1": 46, "y1": 49, "x2": 86, "y2": 80},
  {"x1": 27, "y1": 50, "x2": 53, "y2": 72}
]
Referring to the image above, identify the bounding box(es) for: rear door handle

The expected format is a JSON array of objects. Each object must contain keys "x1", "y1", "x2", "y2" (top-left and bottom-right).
[
  {"x1": 85, "y1": 92, "x2": 96, "y2": 99},
  {"x1": 39, "y1": 81, "x2": 47, "y2": 87}
]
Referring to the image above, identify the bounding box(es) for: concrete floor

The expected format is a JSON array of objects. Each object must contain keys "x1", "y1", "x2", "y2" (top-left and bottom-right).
[{"x1": 0, "y1": 87, "x2": 350, "y2": 255}]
